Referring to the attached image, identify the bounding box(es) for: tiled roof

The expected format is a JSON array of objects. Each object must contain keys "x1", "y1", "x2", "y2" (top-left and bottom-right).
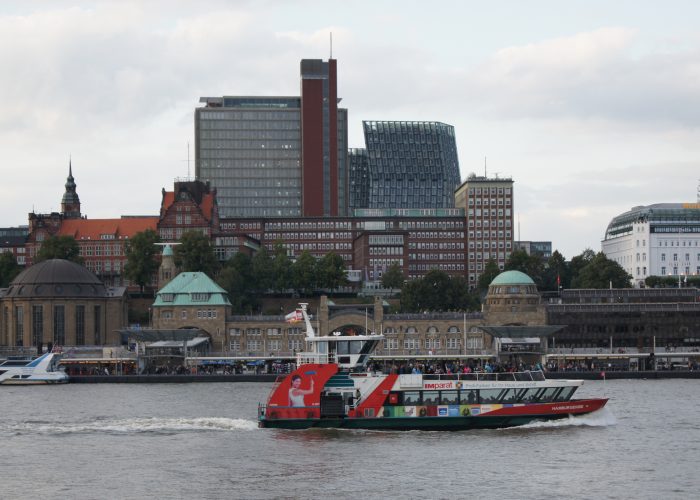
[
  {"x1": 161, "y1": 191, "x2": 215, "y2": 222},
  {"x1": 58, "y1": 217, "x2": 158, "y2": 240},
  {"x1": 153, "y1": 272, "x2": 231, "y2": 307}
]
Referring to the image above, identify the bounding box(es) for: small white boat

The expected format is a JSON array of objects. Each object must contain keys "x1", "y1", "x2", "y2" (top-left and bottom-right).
[{"x1": 0, "y1": 352, "x2": 70, "y2": 385}]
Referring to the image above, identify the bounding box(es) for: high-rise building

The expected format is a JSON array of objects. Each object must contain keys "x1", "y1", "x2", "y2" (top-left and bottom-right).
[
  {"x1": 195, "y1": 59, "x2": 348, "y2": 218},
  {"x1": 454, "y1": 175, "x2": 514, "y2": 286},
  {"x1": 362, "y1": 121, "x2": 460, "y2": 209},
  {"x1": 348, "y1": 148, "x2": 369, "y2": 211}
]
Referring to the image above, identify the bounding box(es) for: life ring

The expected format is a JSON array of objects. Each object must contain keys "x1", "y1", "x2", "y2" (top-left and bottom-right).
[
  {"x1": 419, "y1": 407, "x2": 427, "y2": 417},
  {"x1": 456, "y1": 382, "x2": 462, "y2": 390},
  {"x1": 462, "y1": 407, "x2": 470, "y2": 417}
]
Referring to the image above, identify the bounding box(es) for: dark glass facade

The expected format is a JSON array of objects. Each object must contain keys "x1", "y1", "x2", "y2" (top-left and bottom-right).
[
  {"x1": 348, "y1": 148, "x2": 369, "y2": 211},
  {"x1": 363, "y1": 121, "x2": 461, "y2": 209}
]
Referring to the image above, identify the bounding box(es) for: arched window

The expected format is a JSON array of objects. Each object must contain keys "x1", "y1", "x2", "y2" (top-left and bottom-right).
[
  {"x1": 447, "y1": 326, "x2": 460, "y2": 334},
  {"x1": 427, "y1": 326, "x2": 439, "y2": 334},
  {"x1": 405, "y1": 326, "x2": 418, "y2": 334}
]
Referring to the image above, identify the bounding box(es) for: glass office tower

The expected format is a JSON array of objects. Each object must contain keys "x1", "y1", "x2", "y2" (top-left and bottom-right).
[
  {"x1": 195, "y1": 59, "x2": 348, "y2": 218},
  {"x1": 363, "y1": 121, "x2": 461, "y2": 209}
]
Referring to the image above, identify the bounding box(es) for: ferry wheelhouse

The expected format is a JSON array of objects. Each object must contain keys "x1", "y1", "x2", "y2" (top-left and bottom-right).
[
  {"x1": 258, "y1": 305, "x2": 608, "y2": 430},
  {"x1": 0, "y1": 352, "x2": 69, "y2": 385}
]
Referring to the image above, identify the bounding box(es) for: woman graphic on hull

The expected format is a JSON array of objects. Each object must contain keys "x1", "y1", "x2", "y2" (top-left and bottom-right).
[{"x1": 289, "y1": 374, "x2": 315, "y2": 407}]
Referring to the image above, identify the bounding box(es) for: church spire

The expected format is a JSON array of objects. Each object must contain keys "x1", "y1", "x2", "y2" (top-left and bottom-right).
[{"x1": 61, "y1": 157, "x2": 81, "y2": 219}]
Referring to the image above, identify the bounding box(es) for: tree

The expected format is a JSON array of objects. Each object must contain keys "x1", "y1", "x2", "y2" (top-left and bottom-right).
[
  {"x1": 174, "y1": 231, "x2": 219, "y2": 276},
  {"x1": 541, "y1": 250, "x2": 569, "y2": 291},
  {"x1": 251, "y1": 246, "x2": 274, "y2": 293},
  {"x1": 569, "y1": 248, "x2": 596, "y2": 286},
  {"x1": 400, "y1": 269, "x2": 474, "y2": 312},
  {"x1": 124, "y1": 229, "x2": 160, "y2": 292},
  {"x1": 381, "y1": 262, "x2": 405, "y2": 290},
  {"x1": 0, "y1": 252, "x2": 21, "y2": 287},
  {"x1": 218, "y1": 252, "x2": 258, "y2": 313},
  {"x1": 270, "y1": 242, "x2": 292, "y2": 292},
  {"x1": 35, "y1": 235, "x2": 83, "y2": 264},
  {"x1": 316, "y1": 252, "x2": 348, "y2": 292},
  {"x1": 291, "y1": 250, "x2": 317, "y2": 295},
  {"x1": 571, "y1": 252, "x2": 632, "y2": 289},
  {"x1": 505, "y1": 249, "x2": 545, "y2": 287},
  {"x1": 477, "y1": 259, "x2": 501, "y2": 291}
]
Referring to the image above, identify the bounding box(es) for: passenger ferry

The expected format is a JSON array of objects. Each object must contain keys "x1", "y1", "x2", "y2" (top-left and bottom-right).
[
  {"x1": 0, "y1": 351, "x2": 69, "y2": 385},
  {"x1": 258, "y1": 305, "x2": 608, "y2": 430}
]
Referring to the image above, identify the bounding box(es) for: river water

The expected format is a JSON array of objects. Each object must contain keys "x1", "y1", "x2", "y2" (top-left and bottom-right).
[{"x1": 1, "y1": 379, "x2": 698, "y2": 499}]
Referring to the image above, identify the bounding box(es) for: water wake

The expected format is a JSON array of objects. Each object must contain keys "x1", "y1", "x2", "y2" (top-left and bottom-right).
[
  {"x1": 518, "y1": 407, "x2": 617, "y2": 429},
  {"x1": 5, "y1": 417, "x2": 258, "y2": 435}
]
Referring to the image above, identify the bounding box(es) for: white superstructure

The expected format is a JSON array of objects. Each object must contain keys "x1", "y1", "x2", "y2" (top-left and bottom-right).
[
  {"x1": 0, "y1": 352, "x2": 69, "y2": 385},
  {"x1": 602, "y1": 203, "x2": 700, "y2": 287}
]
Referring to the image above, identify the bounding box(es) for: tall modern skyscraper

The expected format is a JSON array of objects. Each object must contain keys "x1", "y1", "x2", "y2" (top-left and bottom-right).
[
  {"x1": 348, "y1": 148, "x2": 369, "y2": 211},
  {"x1": 362, "y1": 121, "x2": 461, "y2": 209},
  {"x1": 195, "y1": 59, "x2": 348, "y2": 218}
]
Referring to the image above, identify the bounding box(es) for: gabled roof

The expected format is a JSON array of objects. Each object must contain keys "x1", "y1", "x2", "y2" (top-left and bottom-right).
[
  {"x1": 57, "y1": 217, "x2": 158, "y2": 241},
  {"x1": 153, "y1": 272, "x2": 231, "y2": 307},
  {"x1": 160, "y1": 191, "x2": 215, "y2": 223}
]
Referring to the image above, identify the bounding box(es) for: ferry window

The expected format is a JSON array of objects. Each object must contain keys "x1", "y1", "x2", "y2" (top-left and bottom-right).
[
  {"x1": 538, "y1": 387, "x2": 560, "y2": 403},
  {"x1": 440, "y1": 391, "x2": 458, "y2": 405},
  {"x1": 403, "y1": 391, "x2": 421, "y2": 405},
  {"x1": 500, "y1": 389, "x2": 519, "y2": 404},
  {"x1": 461, "y1": 390, "x2": 477, "y2": 404},
  {"x1": 479, "y1": 389, "x2": 502, "y2": 403},
  {"x1": 519, "y1": 388, "x2": 542, "y2": 403},
  {"x1": 422, "y1": 391, "x2": 439, "y2": 405},
  {"x1": 349, "y1": 340, "x2": 363, "y2": 354},
  {"x1": 336, "y1": 341, "x2": 349, "y2": 355},
  {"x1": 554, "y1": 387, "x2": 576, "y2": 402}
]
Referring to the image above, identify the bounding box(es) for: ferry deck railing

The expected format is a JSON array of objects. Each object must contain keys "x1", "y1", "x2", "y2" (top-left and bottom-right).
[{"x1": 421, "y1": 370, "x2": 547, "y2": 382}]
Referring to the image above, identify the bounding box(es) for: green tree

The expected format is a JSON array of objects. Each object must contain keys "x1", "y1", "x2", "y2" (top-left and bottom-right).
[
  {"x1": 251, "y1": 246, "x2": 273, "y2": 293},
  {"x1": 35, "y1": 235, "x2": 83, "y2": 264},
  {"x1": 571, "y1": 252, "x2": 632, "y2": 288},
  {"x1": 541, "y1": 250, "x2": 569, "y2": 291},
  {"x1": 569, "y1": 248, "x2": 596, "y2": 286},
  {"x1": 381, "y1": 262, "x2": 405, "y2": 290},
  {"x1": 124, "y1": 229, "x2": 160, "y2": 292},
  {"x1": 400, "y1": 269, "x2": 473, "y2": 312},
  {"x1": 0, "y1": 252, "x2": 21, "y2": 287},
  {"x1": 505, "y1": 249, "x2": 545, "y2": 287},
  {"x1": 270, "y1": 242, "x2": 292, "y2": 292},
  {"x1": 316, "y1": 252, "x2": 348, "y2": 292},
  {"x1": 291, "y1": 250, "x2": 317, "y2": 295},
  {"x1": 218, "y1": 252, "x2": 258, "y2": 313},
  {"x1": 477, "y1": 259, "x2": 501, "y2": 291},
  {"x1": 174, "y1": 231, "x2": 219, "y2": 276}
]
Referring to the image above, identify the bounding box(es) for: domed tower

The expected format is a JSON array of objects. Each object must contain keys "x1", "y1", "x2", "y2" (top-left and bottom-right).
[
  {"x1": 61, "y1": 159, "x2": 81, "y2": 219},
  {"x1": 158, "y1": 244, "x2": 177, "y2": 289},
  {"x1": 482, "y1": 270, "x2": 545, "y2": 325}
]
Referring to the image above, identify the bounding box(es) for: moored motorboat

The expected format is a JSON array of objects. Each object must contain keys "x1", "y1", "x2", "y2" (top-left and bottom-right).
[
  {"x1": 0, "y1": 351, "x2": 70, "y2": 385},
  {"x1": 258, "y1": 305, "x2": 607, "y2": 430}
]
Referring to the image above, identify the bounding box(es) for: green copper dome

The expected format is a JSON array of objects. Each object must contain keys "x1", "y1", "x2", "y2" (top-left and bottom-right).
[
  {"x1": 490, "y1": 270, "x2": 535, "y2": 286},
  {"x1": 162, "y1": 244, "x2": 174, "y2": 257}
]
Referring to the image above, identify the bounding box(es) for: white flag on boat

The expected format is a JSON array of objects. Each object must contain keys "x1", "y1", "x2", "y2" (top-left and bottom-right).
[{"x1": 285, "y1": 309, "x2": 303, "y2": 323}]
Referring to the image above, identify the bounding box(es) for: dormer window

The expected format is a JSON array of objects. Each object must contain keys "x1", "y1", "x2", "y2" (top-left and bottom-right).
[
  {"x1": 161, "y1": 293, "x2": 174, "y2": 302},
  {"x1": 191, "y1": 293, "x2": 210, "y2": 302}
]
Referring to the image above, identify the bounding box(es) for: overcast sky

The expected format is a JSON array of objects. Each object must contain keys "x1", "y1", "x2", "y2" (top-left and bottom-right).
[{"x1": 2, "y1": 0, "x2": 699, "y2": 258}]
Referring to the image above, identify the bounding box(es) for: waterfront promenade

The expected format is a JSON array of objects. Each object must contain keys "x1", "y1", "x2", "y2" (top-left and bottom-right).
[{"x1": 68, "y1": 369, "x2": 700, "y2": 383}]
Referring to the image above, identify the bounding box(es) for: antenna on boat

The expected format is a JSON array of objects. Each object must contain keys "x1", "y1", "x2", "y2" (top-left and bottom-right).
[
  {"x1": 299, "y1": 303, "x2": 315, "y2": 338},
  {"x1": 330, "y1": 32, "x2": 333, "y2": 59}
]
